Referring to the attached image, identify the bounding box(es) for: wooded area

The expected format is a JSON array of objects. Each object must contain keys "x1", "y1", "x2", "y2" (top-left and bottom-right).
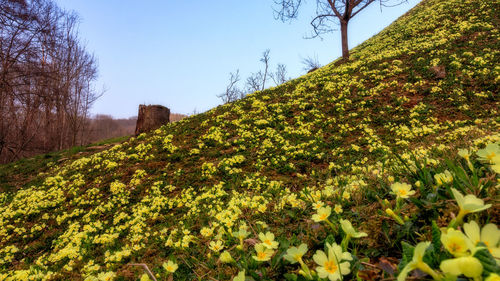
[{"x1": 0, "y1": 0, "x2": 100, "y2": 163}]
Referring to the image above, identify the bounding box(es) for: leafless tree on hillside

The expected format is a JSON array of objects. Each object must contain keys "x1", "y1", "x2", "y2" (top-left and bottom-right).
[
  {"x1": 217, "y1": 70, "x2": 243, "y2": 104},
  {"x1": 274, "y1": 0, "x2": 407, "y2": 59},
  {"x1": 260, "y1": 49, "x2": 270, "y2": 91},
  {"x1": 246, "y1": 49, "x2": 271, "y2": 92},
  {"x1": 270, "y1": 63, "x2": 289, "y2": 85},
  {"x1": 218, "y1": 49, "x2": 290, "y2": 104},
  {"x1": 245, "y1": 71, "x2": 264, "y2": 93},
  {"x1": 302, "y1": 55, "x2": 322, "y2": 72}
]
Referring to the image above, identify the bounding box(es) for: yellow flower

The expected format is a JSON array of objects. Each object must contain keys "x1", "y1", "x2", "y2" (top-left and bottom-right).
[
  {"x1": 233, "y1": 229, "x2": 250, "y2": 240},
  {"x1": 313, "y1": 201, "x2": 325, "y2": 210},
  {"x1": 451, "y1": 188, "x2": 492, "y2": 226},
  {"x1": 441, "y1": 228, "x2": 474, "y2": 257},
  {"x1": 219, "y1": 251, "x2": 234, "y2": 263},
  {"x1": 256, "y1": 221, "x2": 268, "y2": 229},
  {"x1": 486, "y1": 273, "x2": 500, "y2": 281},
  {"x1": 334, "y1": 204, "x2": 343, "y2": 214},
  {"x1": 162, "y1": 260, "x2": 178, "y2": 273},
  {"x1": 252, "y1": 243, "x2": 274, "y2": 262},
  {"x1": 97, "y1": 272, "x2": 116, "y2": 281},
  {"x1": 233, "y1": 228, "x2": 250, "y2": 250},
  {"x1": 397, "y1": 242, "x2": 440, "y2": 281},
  {"x1": 284, "y1": 243, "x2": 313, "y2": 279},
  {"x1": 488, "y1": 154, "x2": 500, "y2": 173},
  {"x1": 434, "y1": 170, "x2": 453, "y2": 186},
  {"x1": 257, "y1": 204, "x2": 267, "y2": 213},
  {"x1": 313, "y1": 242, "x2": 352, "y2": 281},
  {"x1": 342, "y1": 191, "x2": 350, "y2": 200},
  {"x1": 491, "y1": 161, "x2": 500, "y2": 174},
  {"x1": 140, "y1": 274, "x2": 151, "y2": 281},
  {"x1": 391, "y1": 182, "x2": 416, "y2": 199},
  {"x1": 463, "y1": 221, "x2": 500, "y2": 260},
  {"x1": 477, "y1": 143, "x2": 500, "y2": 163},
  {"x1": 440, "y1": 256, "x2": 483, "y2": 278},
  {"x1": 233, "y1": 270, "x2": 245, "y2": 281},
  {"x1": 312, "y1": 206, "x2": 331, "y2": 222},
  {"x1": 200, "y1": 227, "x2": 213, "y2": 237},
  {"x1": 209, "y1": 240, "x2": 224, "y2": 252},
  {"x1": 493, "y1": 154, "x2": 500, "y2": 165},
  {"x1": 458, "y1": 149, "x2": 471, "y2": 161},
  {"x1": 258, "y1": 232, "x2": 279, "y2": 249},
  {"x1": 284, "y1": 243, "x2": 308, "y2": 264},
  {"x1": 340, "y1": 219, "x2": 367, "y2": 239}
]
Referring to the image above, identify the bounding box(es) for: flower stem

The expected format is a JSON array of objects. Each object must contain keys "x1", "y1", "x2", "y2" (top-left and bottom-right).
[
  {"x1": 298, "y1": 260, "x2": 313, "y2": 280},
  {"x1": 449, "y1": 210, "x2": 466, "y2": 228},
  {"x1": 396, "y1": 197, "x2": 402, "y2": 212},
  {"x1": 341, "y1": 235, "x2": 351, "y2": 251},
  {"x1": 325, "y1": 219, "x2": 337, "y2": 233},
  {"x1": 417, "y1": 262, "x2": 442, "y2": 281}
]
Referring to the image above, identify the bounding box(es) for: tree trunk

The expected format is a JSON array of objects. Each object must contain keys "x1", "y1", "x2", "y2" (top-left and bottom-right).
[
  {"x1": 135, "y1": 105, "x2": 170, "y2": 136},
  {"x1": 340, "y1": 20, "x2": 349, "y2": 60}
]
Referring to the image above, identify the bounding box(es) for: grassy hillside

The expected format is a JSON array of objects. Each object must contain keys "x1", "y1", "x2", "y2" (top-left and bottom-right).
[{"x1": 1, "y1": 0, "x2": 499, "y2": 280}]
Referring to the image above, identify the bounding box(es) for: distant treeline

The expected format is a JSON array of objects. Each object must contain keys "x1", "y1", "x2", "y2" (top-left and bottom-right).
[
  {"x1": 87, "y1": 113, "x2": 186, "y2": 144},
  {"x1": 0, "y1": 110, "x2": 186, "y2": 163}
]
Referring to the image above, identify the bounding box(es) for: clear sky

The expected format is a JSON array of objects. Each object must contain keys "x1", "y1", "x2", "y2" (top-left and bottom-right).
[{"x1": 54, "y1": 0, "x2": 420, "y2": 118}]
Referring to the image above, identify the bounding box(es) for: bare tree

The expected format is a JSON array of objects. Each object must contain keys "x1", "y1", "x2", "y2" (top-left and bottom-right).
[
  {"x1": 302, "y1": 55, "x2": 322, "y2": 72},
  {"x1": 245, "y1": 71, "x2": 264, "y2": 93},
  {"x1": 245, "y1": 49, "x2": 271, "y2": 92},
  {"x1": 219, "y1": 49, "x2": 289, "y2": 104},
  {"x1": 260, "y1": 49, "x2": 270, "y2": 90},
  {"x1": 217, "y1": 70, "x2": 243, "y2": 104},
  {"x1": 0, "y1": 0, "x2": 60, "y2": 160},
  {"x1": 0, "y1": 0, "x2": 101, "y2": 163},
  {"x1": 270, "y1": 63, "x2": 289, "y2": 85},
  {"x1": 274, "y1": 0, "x2": 407, "y2": 59}
]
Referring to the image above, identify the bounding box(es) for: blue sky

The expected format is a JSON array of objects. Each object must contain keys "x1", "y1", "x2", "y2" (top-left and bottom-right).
[{"x1": 55, "y1": 0, "x2": 420, "y2": 118}]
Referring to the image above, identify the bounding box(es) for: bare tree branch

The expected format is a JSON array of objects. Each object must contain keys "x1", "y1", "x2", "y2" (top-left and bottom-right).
[
  {"x1": 217, "y1": 70, "x2": 243, "y2": 104},
  {"x1": 273, "y1": 0, "x2": 303, "y2": 21},
  {"x1": 246, "y1": 71, "x2": 263, "y2": 93},
  {"x1": 273, "y1": 0, "x2": 408, "y2": 59},
  {"x1": 302, "y1": 55, "x2": 322, "y2": 72},
  {"x1": 260, "y1": 49, "x2": 270, "y2": 91},
  {"x1": 270, "y1": 63, "x2": 289, "y2": 85}
]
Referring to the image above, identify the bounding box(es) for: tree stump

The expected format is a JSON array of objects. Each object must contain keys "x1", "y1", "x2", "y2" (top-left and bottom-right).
[
  {"x1": 135, "y1": 105, "x2": 170, "y2": 136},
  {"x1": 429, "y1": 65, "x2": 446, "y2": 79}
]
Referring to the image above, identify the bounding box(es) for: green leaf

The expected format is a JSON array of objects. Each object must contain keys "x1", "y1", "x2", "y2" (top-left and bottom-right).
[
  {"x1": 428, "y1": 221, "x2": 445, "y2": 266},
  {"x1": 325, "y1": 234, "x2": 336, "y2": 247},
  {"x1": 278, "y1": 237, "x2": 290, "y2": 250},
  {"x1": 409, "y1": 197, "x2": 425, "y2": 209},
  {"x1": 441, "y1": 273, "x2": 458, "y2": 281},
  {"x1": 398, "y1": 241, "x2": 415, "y2": 271},
  {"x1": 431, "y1": 221, "x2": 442, "y2": 250},
  {"x1": 248, "y1": 271, "x2": 261, "y2": 280},
  {"x1": 284, "y1": 273, "x2": 298, "y2": 281},
  {"x1": 473, "y1": 243, "x2": 500, "y2": 275}
]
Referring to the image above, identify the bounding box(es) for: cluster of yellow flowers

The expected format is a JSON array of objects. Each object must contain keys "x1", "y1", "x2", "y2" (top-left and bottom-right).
[
  {"x1": 397, "y1": 186, "x2": 497, "y2": 281},
  {"x1": 0, "y1": 0, "x2": 498, "y2": 279}
]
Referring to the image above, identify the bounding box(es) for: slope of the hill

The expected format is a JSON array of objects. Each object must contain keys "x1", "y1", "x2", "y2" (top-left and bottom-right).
[{"x1": 1, "y1": 0, "x2": 499, "y2": 280}]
